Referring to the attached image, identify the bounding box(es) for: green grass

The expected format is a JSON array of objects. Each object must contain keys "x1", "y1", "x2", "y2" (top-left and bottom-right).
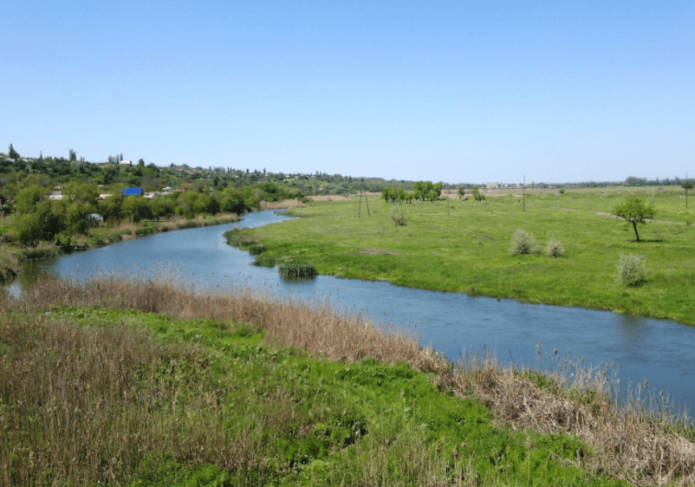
[
  {"x1": 2, "y1": 305, "x2": 626, "y2": 486},
  {"x1": 243, "y1": 189, "x2": 695, "y2": 325}
]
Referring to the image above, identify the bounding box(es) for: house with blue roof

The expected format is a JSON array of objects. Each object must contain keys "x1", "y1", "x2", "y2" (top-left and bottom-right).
[{"x1": 120, "y1": 187, "x2": 143, "y2": 196}]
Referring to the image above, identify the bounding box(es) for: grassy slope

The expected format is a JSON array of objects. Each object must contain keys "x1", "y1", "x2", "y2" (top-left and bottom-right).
[
  {"x1": 1, "y1": 306, "x2": 625, "y2": 486},
  {"x1": 247, "y1": 188, "x2": 695, "y2": 325}
]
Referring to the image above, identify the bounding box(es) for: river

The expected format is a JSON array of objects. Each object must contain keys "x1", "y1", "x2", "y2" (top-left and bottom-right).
[{"x1": 4, "y1": 210, "x2": 694, "y2": 413}]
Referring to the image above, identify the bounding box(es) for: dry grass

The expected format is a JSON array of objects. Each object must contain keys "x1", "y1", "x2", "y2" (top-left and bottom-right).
[
  {"x1": 0, "y1": 315, "x2": 271, "y2": 486},
  {"x1": 260, "y1": 199, "x2": 306, "y2": 209},
  {"x1": 0, "y1": 247, "x2": 19, "y2": 280},
  {"x1": 4, "y1": 276, "x2": 695, "y2": 485},
  {"x1": 308, "y1": 195, "x2": 352, "y2": 201}
]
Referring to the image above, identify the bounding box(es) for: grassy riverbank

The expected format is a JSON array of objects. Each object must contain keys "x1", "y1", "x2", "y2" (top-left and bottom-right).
[
  {"x1": 245, "y1": 188, "x2": 695, "y2": 325},
  {"x1": 2, "y1": 277, "x2": 694, "y2": 485},
  {"x1": 0, "y1": 213, "x2": 239, "y2": 281}
]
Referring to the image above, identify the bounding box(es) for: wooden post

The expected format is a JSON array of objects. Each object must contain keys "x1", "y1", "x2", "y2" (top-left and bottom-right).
[{"x1": 523, "y1": 176, "x2": 526, "y2": 213}]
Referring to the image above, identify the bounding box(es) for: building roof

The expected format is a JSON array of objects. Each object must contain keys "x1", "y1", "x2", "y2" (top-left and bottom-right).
[{"x1": 120, "y1": 187, "x2": 143, "y2": 196}]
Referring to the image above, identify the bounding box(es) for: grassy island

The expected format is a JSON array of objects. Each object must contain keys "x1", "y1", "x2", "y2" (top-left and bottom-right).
[
  {"x1": 244, "y1": 187, "x2": 695, "y2": 325},
  {"x1": 1, "y1": 277, "x2": 693, "y2": 485}
]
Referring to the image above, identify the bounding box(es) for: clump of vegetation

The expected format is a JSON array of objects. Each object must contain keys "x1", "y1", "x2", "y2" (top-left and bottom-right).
[
  {"x1": 223, "y1": 227, "x2": 258, "y2": 248},
  {"x1": 248, "y1": 244, "x2": 267, "y2": 255},
  {"x1": 0, "y1": 246, "x2": 19, "y2": 280},
  {"x1": 509, "y1": 229, "x2": 538, "y2": 255},
  {"x1": 558, "y1": 188, "x2": 565, "y2": 194},
  {"x1": 389, "y1": 206, "x2": 407, "y2": 226},
  {"x1": 545, "y1": 239, "x2": 565, "y2": 258},
  {"x1": 617, "y1": 254, "x2": 647, "y2": 286},
  {"x1": 279, "y1": 261, "x2": 317, "y2": 278},
  {"x1": 253, "y1": 253, "x2": 277, "y2": 267}
]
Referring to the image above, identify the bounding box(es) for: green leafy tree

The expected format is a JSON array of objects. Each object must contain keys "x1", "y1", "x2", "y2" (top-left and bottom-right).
[
  {"x1": 457, "y1": 186, "x2": 465, "y2": 200},
  {"x1": 612, "y1": 196, "x2": 657, "y2": 242},
  {"x1": 122, "y1": 196, "x2": 153, "y2": 222}
]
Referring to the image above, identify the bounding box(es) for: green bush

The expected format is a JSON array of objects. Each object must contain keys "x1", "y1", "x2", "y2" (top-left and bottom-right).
[
  {"x1": 389, "y1": 206, "x2": 407, "y2": 226},
  {"x1": 509, "y1": 229, "x2": 538, "y2": 255},
  {"x1": 617, "y1": 254, "x2": 647, "y2": 286},
  {"x1": 248, "y1": 245, "x2": 267, "y2": 255},
  {"x1": 545, "y1": 239, "x2": 565, "y2": 258},
  {"x1": 253, "y1": 253, "x2": 277, "y2": 267},
  {"x1": 279, "y1": 261, "x2": 317, "y2": 278}
]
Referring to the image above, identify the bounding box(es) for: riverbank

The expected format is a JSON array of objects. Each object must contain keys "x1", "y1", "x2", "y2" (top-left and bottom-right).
[
  {"x1": 244, "y1": 194, "x2": 695, "y2": 326},
  {"x1": 0, "y1": 213, "x2": 240, "y2": 281},
  {"x1": 4, "y1": 276, "x2": 694, "y2": 485}
]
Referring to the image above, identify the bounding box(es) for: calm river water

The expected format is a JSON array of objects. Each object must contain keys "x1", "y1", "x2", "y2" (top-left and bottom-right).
[{"x1": 5, "y1": 210, "x2": 694, "y2": 413}]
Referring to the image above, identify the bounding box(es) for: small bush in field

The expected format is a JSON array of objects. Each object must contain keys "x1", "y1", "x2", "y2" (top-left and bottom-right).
[
  {"x1": 509, "y1": 229, "x2": 538, "y2": 255},
  {"x1": 279, "y1": 261, "x2": 317, "y2": 278},
  {"x1": 617, "y1": 254, "x2": 647, "y2": 286},
  {"x1": 545, "y1": 239, "x2": 565, "y2": 258},
  {"x1": 389, "y1": 206, "x2": 407, "y2": 226}
]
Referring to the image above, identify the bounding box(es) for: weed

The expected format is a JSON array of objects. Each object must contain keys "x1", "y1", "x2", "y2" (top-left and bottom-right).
[{"x1": 617, "y1": 254, "x2": 647, "y2": 286}]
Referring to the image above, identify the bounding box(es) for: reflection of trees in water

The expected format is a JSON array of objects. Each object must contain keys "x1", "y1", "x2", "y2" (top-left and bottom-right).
[{"x1": 2, "y1": 259, "x2": 57, "y2": 297}]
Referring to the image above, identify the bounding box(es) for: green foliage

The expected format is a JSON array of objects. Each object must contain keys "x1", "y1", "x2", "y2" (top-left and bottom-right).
[
  {"x1": 253, "y1": 253, "x2": 277, "y2": 267},
  {"x1": 509, "y1": 229, "x2": 538, "y2": 255},
  {"x1": 248, "y1": 244, "x2": 266, "y2": 255},
  {"x1": 457, "y1": 186, "x2": 465, "y2": 199},
  {"x1": 545, "y1": 239, "x2": 565, "y2": 258},
  {"x1": 617, "y1": 254, "x2": 647, "y2": 286},
  {"x1": 279, "y1": 261, "x2": 317, "y2": 278},
  {"x1": 612, "y1": 196, "x2": 657, "y2": 242},
  {"x1": 389, "y1": 206, "x2": 407, "y2": 226},
  {"x1": 122, "y1": 196, "x2": 153, "y2": 223}
]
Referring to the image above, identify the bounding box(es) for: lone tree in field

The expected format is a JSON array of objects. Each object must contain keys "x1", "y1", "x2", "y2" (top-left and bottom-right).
[
  {"x1": 612, "y1": 196, "x2": 657, "y2": 242},
  {"x1": 457, "y1": 186, "x2": 465, "y2": 199}
]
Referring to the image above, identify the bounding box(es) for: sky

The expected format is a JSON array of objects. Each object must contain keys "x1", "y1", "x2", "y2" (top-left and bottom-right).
[{"x1": 2, "y1": 1, "x2": 694, "y2": 184}]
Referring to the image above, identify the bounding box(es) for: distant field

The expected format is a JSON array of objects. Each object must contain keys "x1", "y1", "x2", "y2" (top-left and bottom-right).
[{"x1": 248, "y1": 188, "x2": 695, "y2": 325}]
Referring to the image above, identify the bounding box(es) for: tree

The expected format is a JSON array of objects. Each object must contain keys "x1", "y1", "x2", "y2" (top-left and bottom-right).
[
  {"x1": 8, "y1": 144, "x2": 19, "y2": 161},
  {"x1": 612, "y1": 196, "x2": 657, "y2": 242},
  {"x1": 471, "y1": 186, "x2": 485, "y2": 204},
  {"x1": 457, "y1": 186, "x2": 465, "y2": 200}
]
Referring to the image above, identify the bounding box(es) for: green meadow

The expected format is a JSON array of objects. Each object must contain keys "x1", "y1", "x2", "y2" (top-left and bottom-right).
[
  {"x1": 247, "y1": 186, "x2": 695, "y2": 325},
  {"x1": 1, "y1": 305, "x2": 623, "y2": 486}
]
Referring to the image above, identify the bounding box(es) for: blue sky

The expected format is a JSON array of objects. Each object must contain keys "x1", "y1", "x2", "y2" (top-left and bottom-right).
[{"x1": 2, "y1": 1, "x2": 694, "y2": 184}]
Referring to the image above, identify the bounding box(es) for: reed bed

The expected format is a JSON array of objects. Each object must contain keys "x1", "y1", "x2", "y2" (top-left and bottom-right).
[
  {"x1": 4, "y1": 276, "x2": 695, "y2": 485},
  {"x1": 260, "y1": 199, "x2": 307, "y2": 210}
]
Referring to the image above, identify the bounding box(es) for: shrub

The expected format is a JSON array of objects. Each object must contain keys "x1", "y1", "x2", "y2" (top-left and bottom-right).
[
  {"x1": 389, "y1": 206, "x2": 407, "y2": 226},
  {"x1": 253, "y1": 253, "x2": 276, "y2": 267},
  {"x1": 279, "y1": 261, "x2": 317, "y2": 278},
  {"x1": 545, "y1": 239, "x2": 565, "y2": 258},
  {"x1": 558, "y1": 189, "x2": 565, "y2": 194},
  {"x1": 509, "y1": 229, "x2": 538, "y2": 255},
  {"x1": 248, "y1": 245, "x2": 267, "y2": 255},
  {"x1": 617, "y1": 254, "x2": 647, "y2": 286}
]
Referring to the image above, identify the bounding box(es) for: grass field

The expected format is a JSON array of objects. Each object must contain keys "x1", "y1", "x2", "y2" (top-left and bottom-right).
[{"x1": 245, "y1": 186, "x2": 695, "y2": 325}]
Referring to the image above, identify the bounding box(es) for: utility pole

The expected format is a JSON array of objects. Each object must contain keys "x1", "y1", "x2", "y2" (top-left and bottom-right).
[
  {"x1": 687, "y1": 172, "x2": 689, "y2": 209},
  {"x1": 523, "y1": 175, "x2": 526, "y2": 213}
]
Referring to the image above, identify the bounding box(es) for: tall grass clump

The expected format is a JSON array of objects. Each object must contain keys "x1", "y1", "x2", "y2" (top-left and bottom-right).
[
  {"x1": 279, "y1": 261, "x2": 317, "y2": 278},
  {"x1": 223, "y1": 227, "x2": 258, "y2": 248},
  {"x1": 389, "y1": 206, "x2": 407, "y2": 226},
  {"x1": 509, "y1": 229, "x2": 538, "y2": 255},
  {"x1": 545, "y1": 239, "x2": 565, "y2": 258},
  {"x1": 0, "y1": 247, "x2": 19, "y2": 280},
  {"x1": 248, "y1": 244, "x2": 267, "y2": 255},
  {"x1": 617, "y1": 254, "x2": 647, "y2": 286},
  {"x1": 253, "y1": 253, "x2": 276, "y2": 267}
]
